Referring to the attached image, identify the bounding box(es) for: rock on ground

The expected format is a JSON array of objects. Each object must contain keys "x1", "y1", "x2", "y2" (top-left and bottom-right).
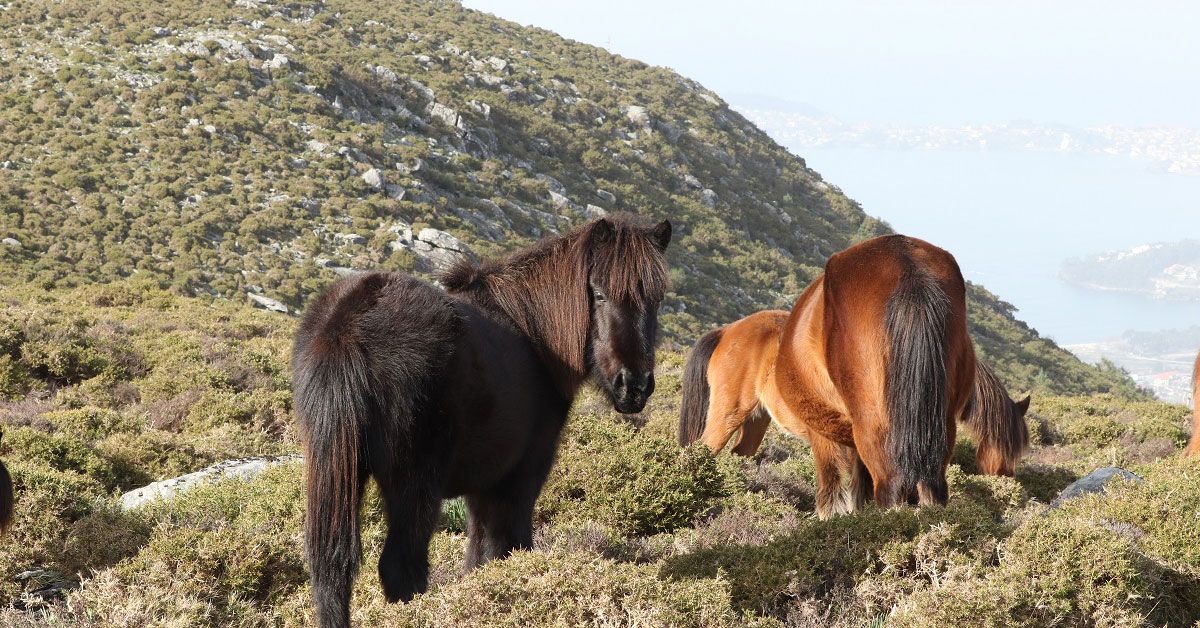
[
  {"x1": 1051, "y1": 466, "x2": 1143, "y2": 508},
  {"x1": 247, "y1": 292, "x2": 289, "y2": 313},
  {"x1": 120, "y1": 455, "x2": 301, "y2": 509}
]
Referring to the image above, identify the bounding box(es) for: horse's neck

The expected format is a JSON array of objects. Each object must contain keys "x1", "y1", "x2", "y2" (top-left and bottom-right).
[{"x1": 463, "y1": 279, "x2": 589, "y2": 399}]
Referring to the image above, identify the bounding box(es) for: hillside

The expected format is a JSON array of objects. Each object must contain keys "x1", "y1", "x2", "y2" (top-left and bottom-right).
[
  {"x1": 0, "y1": 283, "x2": 1196, "y2": 625},
  {"x1": 0, "y1": 0, "x2": 1136, "y2": 396}
]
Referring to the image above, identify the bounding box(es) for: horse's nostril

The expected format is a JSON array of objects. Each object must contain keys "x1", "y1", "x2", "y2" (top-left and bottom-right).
[{"x1": 613, "y1": 369, "x2": 626, "y2": 390}]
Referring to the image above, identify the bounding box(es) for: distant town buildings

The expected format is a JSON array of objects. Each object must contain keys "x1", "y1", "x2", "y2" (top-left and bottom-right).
[{"x1": 737, "y1": 108, "x2": 1200, "y2": 177}]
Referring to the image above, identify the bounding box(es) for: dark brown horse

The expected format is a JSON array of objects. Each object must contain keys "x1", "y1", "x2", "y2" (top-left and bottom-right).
[
  {"x1": 679, "y1": 310, "x2": 1029, "y2": 477},
  {"x1": 293, "y1": 215, "x2": 671, "y2": 627},
  {"x1": 1187, "y1": 351, "x2": 1200, "y2": 458},
  {"x1": 0, "y1": 430, "x2": 11, "y2": 533},
  {"x1": 679, "y1": 235, "x2": 976, "y2": 517}
]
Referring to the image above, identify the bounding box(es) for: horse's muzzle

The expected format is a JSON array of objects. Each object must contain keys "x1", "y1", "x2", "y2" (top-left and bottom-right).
[{"x1": 612, "y1": 369, "x2": 654, "y2": 413}]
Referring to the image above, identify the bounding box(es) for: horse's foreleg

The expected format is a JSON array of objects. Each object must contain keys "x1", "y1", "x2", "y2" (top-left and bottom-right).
[{"x1": 465, "y1": 425, "x2": 560, "y2": 569}]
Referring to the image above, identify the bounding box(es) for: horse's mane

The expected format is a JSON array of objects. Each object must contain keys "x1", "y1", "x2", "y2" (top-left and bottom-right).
[{"x1": 440, "y1": 213, "x2": 669, "y2": 391}]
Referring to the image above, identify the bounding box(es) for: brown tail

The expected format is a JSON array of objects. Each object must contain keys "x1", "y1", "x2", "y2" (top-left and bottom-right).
[
  {"x1": 294, "y1": 345, "x2": 370, "y2": 628},
  {"x1": 961, "y1": 360, "x2": 1030, "y2": 475},
  {"x1": 679, "y1": 327, "x2": 723, "y2": 446},
  {"x1": 884, "y1": 265, "x2": 952, "y2": 505}
]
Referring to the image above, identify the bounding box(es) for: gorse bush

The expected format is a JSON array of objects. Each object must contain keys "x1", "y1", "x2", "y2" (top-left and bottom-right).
[{"x1": 537, "y1": 413, "x2": 731, "y2": 535}]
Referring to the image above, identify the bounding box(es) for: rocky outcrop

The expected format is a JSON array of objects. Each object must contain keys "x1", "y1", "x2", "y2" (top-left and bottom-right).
[{"x1": 247, "y1": 292, "x2": 288, "y2": 313}]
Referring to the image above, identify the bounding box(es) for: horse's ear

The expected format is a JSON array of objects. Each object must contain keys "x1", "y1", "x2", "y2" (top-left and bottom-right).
[
  {"x1": 1015, "y1": 394, "x2": 1031, "y2": 416},
  {"x1": 591, "y1": 217, "x2": 615, "y2": 243},
  {"x1": 650, "y1": 220, "x2": 672, "y2": 251}
]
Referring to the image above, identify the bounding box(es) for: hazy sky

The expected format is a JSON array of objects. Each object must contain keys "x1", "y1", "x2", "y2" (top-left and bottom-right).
[{"x1": 463, "y1": 1, "x2": 1200, "y2": 127}]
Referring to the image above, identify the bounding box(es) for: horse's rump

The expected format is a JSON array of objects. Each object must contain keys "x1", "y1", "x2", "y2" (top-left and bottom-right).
[
  {"x1": 293, "y1": 271, "x2": 460, "y2": 627},
  {"x1": 822, "y1": 235, "x2": 971, "y2": 505}
]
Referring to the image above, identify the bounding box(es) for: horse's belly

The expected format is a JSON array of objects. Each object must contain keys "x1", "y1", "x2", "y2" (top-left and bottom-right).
[
  {"x1": 436, "y1": 352, "x2": 568, "y2": 497},
  {"x1": 762, "y1": 374, "x2": 854, "y2": 446}
]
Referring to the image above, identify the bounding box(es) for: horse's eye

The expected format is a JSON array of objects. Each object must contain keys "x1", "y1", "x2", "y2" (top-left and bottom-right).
[{"x1": 592, "y1": 289, "x2": 606, "y2": 302}]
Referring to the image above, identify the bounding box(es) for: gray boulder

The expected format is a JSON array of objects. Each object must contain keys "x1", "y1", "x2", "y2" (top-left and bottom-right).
[
  {"x1": 624, "y1": 105, "x2": 651, "y2": 128},
  {"x1": 120, "y1": 456, "x2": 301, "y2": 509},
  {"x1": 1051, "y1": 467, "x2": 1142, "y2": 508},
  {"x1": 361, "y1": 168, "x2": 384, "y2": 189},
  {"x1": 247, "y1": 293, "x2": 288, "y2": 314}
]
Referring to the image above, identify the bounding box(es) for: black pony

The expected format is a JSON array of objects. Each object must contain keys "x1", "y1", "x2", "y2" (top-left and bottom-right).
[{"x1": 292, "y1": 214, "x2": 671, "y2": 627}]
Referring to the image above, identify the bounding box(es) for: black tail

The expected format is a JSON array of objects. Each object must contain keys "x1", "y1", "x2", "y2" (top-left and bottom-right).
[
  {"x1": 0, "y1": 457, "x2": 12, "y2": 534},
  {"x1": 961, "y1": 360, "x2": 1030, "y2": 475},
  {"x1": 679, "y1": 328, "x2": 723, "y2": 446},
  {"x1": 885, "y1": 265, "x2": 952, "y2": 505}
]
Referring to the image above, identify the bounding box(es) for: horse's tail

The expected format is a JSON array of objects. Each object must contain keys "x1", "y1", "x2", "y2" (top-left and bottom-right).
[
  {"x1": 679, "y1": 327, "x2": 724, "y2": 446},
  {"x1": 294, "y1": 327, "x2": 372, "y2": 628},
  {"x1": 294, "y1": 273, "x2": 457, "y2": 627},
  {"x1": 0, "y1": 457, "x2": 13, "y2": 533},
  {"x1": 885, "y1": 263, "x2": 953, "y2": 505},
  {"x1": 961, "y1": 360, "x2": 1029, "y2": 475}
]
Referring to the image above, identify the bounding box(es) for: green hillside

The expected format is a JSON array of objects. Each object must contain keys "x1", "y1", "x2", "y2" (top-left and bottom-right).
[{"x1": 0, "y1": 0, "x2": 1136, "y2": 396}]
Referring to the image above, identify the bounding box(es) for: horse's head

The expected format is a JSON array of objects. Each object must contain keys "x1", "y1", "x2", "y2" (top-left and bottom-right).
[{"x1": 584, "y1": 217, "x2": 672, "y2": 413}]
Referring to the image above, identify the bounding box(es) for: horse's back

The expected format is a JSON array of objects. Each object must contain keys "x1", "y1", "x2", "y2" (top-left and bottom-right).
[{"x1": 709, "y1": 310, "x2": 789, "y2": 401}]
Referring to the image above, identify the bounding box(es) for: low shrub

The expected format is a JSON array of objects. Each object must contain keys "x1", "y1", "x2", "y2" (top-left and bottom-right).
[
  {"x1": 537, "y1": 413, "x2": 731, "y2": 535},
  {"x1": 361, "y1": 550, "x2": 776, "y2": 628}
]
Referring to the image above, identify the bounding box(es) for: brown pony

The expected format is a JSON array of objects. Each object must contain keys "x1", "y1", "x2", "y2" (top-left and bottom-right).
[
  {"x1": 679, "y1": 310, "x2": 1029, "y2": 477},
  {"x1": 293, "y1": 215, "x2": 671, "y2": 627},
  {"x1": 1187, "y1": 351, "x2": 1200, "y2": 458},
  {"x1": 679, "y1": 235, "x2": 976, "y2": 517}
]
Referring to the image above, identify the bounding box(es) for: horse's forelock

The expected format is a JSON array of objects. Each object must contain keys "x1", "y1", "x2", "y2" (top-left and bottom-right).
[{"x1": 585, "y1": 218, "x2": 669, "y2": 309}]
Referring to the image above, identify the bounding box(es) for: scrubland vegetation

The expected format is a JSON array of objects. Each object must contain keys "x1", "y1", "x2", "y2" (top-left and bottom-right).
[
  {"x1": 0, "y1": 282, "x2": 1195, "y2": 626},
  {"x1": 0, "y1": 0, "x2": 1188, "y2": 625}
]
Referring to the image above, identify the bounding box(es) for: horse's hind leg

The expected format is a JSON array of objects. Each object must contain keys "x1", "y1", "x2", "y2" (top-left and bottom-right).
[
  {"x1": 850, "y1": 453, "x2": 874, "y2": 510},
  {"x1": 374, "y1": 459, "x2": 441, "y2": 603},
  {"x1": 731, "y1": 406, "x2": 771, "y2": 457},
  {"x1": 810, "y1": 431, "x2": 857, "y2": 519}
]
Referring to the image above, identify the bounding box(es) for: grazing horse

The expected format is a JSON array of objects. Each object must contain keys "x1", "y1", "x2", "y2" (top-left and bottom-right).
[
  {"x1": 1188, "y1": 352, "x2": 1200, "y2": 458},
  {"x1": 293, "y1": 215, "x2": 671, "y2": 628},
  {"x1": 678, "y1": 311, "x2": 1029, "y2": 477},
  {"x1": 679, "y1": 235, "x2": 976, "y2": 517},
  {"x1": 961, "y1": 360, "x2": 1030, "y2": 476}
]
